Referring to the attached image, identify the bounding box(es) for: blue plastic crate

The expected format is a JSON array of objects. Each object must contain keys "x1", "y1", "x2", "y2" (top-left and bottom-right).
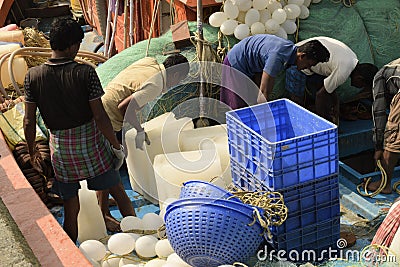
[
  {"x1": 226, "y1": 99, "x2": 338, "y2": 190},
  {"x1": 270, "y1": 176, "x2": 340, "y2": 235},
  {"x1": 268, "y1": 217, "x2": 340, "y2": 254}
]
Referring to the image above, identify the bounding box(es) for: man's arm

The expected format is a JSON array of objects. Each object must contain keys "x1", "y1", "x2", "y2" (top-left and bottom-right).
[
  {"x1": 372, "y1": 74, "x2": 388, "y2": 151},
  {"x1": 89, "y1": 98, "x2": 120, "y2": 148},
  {"x1": 118, "y1": 97, "x2": 143, "y2": 132},
  {"x1": 23, "y1": 102, "x2": 38, "y2": 157},
  {"x1": 259, "y1": 71, "x2": 275, "y2": 102},
  {"x1": 23, "y1": 101, "x2": 42, "y2": 172}
]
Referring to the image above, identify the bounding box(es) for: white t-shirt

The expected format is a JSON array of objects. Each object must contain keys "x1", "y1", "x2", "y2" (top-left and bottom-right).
[{"x1": 297, "y1": 36, "x2": 359, "y2": 93}]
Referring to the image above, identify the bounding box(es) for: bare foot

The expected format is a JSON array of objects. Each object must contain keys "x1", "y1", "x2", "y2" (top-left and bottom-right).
[
  {"x1": 366, "y1": 180, "x2": 392, "y2": 194},
  {"x1": 105, "y1": 215, "x2": 121, "y2": 232}
]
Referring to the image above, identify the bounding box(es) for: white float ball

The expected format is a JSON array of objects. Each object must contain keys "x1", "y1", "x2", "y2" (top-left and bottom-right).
[
  {"x1": 135, "y1": 235, "x2": 158, "y2": 258},
  {"x1": 312, "y1": 0, "x2": 322, "y2": 3},
  {"x1": 80, "y1": 249, "x2": 102, "y2": 267},
  {"x1": 90, "y1": 259, "x2": 102, "y2": 267},
  {"x1": 250, "y1": 22, "x2": 266, "y2": 35},
  {"x1": 102, "y1": 256, "x2": 120, "y2": 267},
  {"x1": 253, "y1": 0, "x2": 268, "y2": 10},
  {"x1": 120, "y1": 216, "x2": 144, "y2": 232},
  {"x1": 155, "y1": 239, "x2": 174, "y2": 258},
  {"x1": 162, "y1": 263, "x2": 187, "y2": 267},
  {"x1": 288, "y1": 0, "x2": 304, "y2": 6},
  {"x1": 142, "y1": 212, "x2": 164, "y2": 231},
  {"x1": 259, "y1": 9, "x2": 271, "y2": 23},
  {"x1": 245, "y1": 8, "x2": 260, "y2": 25},
  {"x1": 265, "y1": 19, "x2": 280, "y2": 34},
  {"x1": 234, "y1": 24, "x2": 250, "y2": 40},
  {"x1": 79, "y1": 240, "x2": 107, "y2": 262},
  {"x1": 236, "y1": 11, "x2": 246, "y2": 23},
  {"x1": 299, "y1": 5, "x2": 310, "y2": 19},
  {"x1": 144, "y1": 259, "x2": 167, "y2": 267},
  {"x1": 267, "y1": 0, "x2": 282, "y2": 13},
  {"x1": 281, "y1": 20, "x2": 297, "y2": 34},
  {"x1": 220, "y1": 19, "x2": 238, "y2": 35},
  {"x1": 231, "y1": 0, "x2": 245, "y2": 5},
  {"x1": 209, "y1": 12, "x2": 228, "y2": 27},
  {"x1": 215, "y1": 0, "x2": 223, "y2": 2},
  {"x1": 303, "y1": 0, "x2": 311, "y2": 6},
  {"x1": 237, "y1": 0, "x2": 252, "y2": 12},
  {"x1": 166, "y1": 253, "x2": 191, "y2": 267},
  {"x1": 119, "y1": 257, "x2": 140, "y2": 267},
  {"x1": 223, "y1": 1, "x2": 239, "y2": 19},
  {"x1": 284, "y1": 4, "x2": 301, "y2": 19},
  {"x1": 107, "y1": 233, "x2": 136, "y2": 255},
  {"x1": 272, "y1": 8, "x2": 287, "y2": 24},
  {"x1": 127, "y1": 232, "x2": 141, "y2": 242},
  {"x1": 142, "y1": 212, "x2": 165, "y2": 238},
  {"x1": 275, "y1": 26, "x2": 288, "y2": 39}
]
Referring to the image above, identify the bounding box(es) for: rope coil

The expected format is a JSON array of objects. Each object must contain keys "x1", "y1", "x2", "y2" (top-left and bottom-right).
[{"x1": 357, "y1": 160, "x2": 388, "y2": 198}]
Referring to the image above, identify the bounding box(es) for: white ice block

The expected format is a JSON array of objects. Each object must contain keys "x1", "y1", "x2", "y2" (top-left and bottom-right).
[
  {"x1": 179, "y1": 124, "x2": 232, "y2": 183},
  {"x1": 153, "y1": 149, "x2": 223, "y2": 206},
  {"x1": 125, "y1": 112, "x2": 193, "y2": 203}
]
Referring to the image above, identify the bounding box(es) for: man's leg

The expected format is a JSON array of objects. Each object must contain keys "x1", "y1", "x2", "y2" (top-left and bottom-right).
[
  {"x1": 108, "y1": 181, "x2": 135, "y2": 217},
  {"x1": 63, "y1": 195, "x2": 80, "y2": 242},
  {"x1": 367, "y1": 94, "x2": 400, "y2": 193},
  {"x1": 220, "y1": 57, "x2": 248, "y2": 109},
  {"x1": 97, "y1": 190, "x2": 121, "y2": 232}
]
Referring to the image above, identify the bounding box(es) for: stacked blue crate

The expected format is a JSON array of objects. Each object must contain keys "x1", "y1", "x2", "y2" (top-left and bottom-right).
[{"x1": 226, "y1": 99, "x2": 340, "y2": 255}]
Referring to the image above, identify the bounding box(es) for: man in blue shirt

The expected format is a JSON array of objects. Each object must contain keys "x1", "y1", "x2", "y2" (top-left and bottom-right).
[{"x1": 220, "y1": 34, "x2": 330, "y2": 109}]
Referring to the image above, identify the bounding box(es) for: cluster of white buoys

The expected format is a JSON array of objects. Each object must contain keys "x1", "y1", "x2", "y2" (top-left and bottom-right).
[
  {"x1": 79, "y1": 212, "x2": 191, "y2": 267},
  {"x1": 209, "y1": 0, "x2": 322, "y2": 40}
]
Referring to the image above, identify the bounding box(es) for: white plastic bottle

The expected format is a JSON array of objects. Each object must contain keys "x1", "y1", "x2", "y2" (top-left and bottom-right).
[{"x1": 77, "y1": 180, "x2": 107, "y2": 243}]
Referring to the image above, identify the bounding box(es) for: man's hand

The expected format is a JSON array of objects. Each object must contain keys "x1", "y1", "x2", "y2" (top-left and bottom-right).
[
  {"x1": 29, "y1": 151, "x2": 43, "y2": 173},
  {"x1": 111, "y1": 144, "x2": 125, "y2": 170},
  {"x1": 257, "y1": 91, "x2": 267, "y2": 104},
  {"x1": 374, "y1": 149, "x2": 384, "y2": 163},
  {"x1": 135, "y1": 130, "x2": 151, "y2": 150}
]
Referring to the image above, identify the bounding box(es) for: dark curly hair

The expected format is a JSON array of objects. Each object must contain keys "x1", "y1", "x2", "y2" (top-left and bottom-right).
[
  {"x1": 351, "y1": 63, "x2": 379, "y2": 88},
  {"x1": 49, "y1": 18, "x2": 84, "y2": 51},
  {"x1": 297, "y1": 39, "x2": 330, "y2": 63},
  {"x1": 163, "y1": 53, "x2": 189, "y2": 77}
]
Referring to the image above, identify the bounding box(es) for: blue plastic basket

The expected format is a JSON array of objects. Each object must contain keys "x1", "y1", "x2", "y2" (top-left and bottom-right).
[
  {"x1": 164, "y1": 198, "x2": 264, "y2": 267},
  {"x1": 226, "y1": 99, "x2": 338, "y2": 190},
  {"x1": 179, "y1": 180, "x2": 234, "y2": 199}
]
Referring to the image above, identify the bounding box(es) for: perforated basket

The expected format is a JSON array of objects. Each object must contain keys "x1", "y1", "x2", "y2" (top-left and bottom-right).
[
  {"x1": 179, "y1": 180, "x2": 234, "y2": 199},
  {"x1": 165, "y1": 198, "x2": 264, "y2": 267}
]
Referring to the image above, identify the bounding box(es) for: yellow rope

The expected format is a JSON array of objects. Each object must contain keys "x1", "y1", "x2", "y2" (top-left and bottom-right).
[
  {"x1": 356, "y1": 160, "x2": 387, "y2": 198},
  {"x1": 231, "y1": 190, "x2": 288, "y2": 227},
  {"x1": 331, "y1": 0, "x2": 356, "y2": 7},
  {"x1": 393, "y1": 180, "x2": 400, "y2": 194}
]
